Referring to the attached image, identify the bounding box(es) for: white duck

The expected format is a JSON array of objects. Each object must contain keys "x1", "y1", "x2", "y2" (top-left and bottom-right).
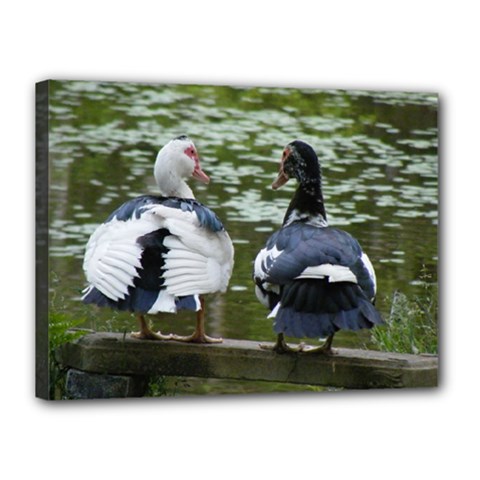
[{"x1": 82, "y1": 135, "x2": 234, "y2": 343}]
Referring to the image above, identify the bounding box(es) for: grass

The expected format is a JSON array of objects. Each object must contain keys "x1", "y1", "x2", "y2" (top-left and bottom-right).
[
  {"x1": 146, "y1": 376, "x2": 193, "y2": 397},
  {"x1": 371, "y1": 269, "x2": 438, "y2": 355},
  {"x1": 48, "y1": 311, "x2": 90, "y2": 399}
]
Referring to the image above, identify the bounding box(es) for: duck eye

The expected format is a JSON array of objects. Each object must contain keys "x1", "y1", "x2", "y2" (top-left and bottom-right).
[{"x1": 184, "y1": 147, "x2": 196, "y2": 159}]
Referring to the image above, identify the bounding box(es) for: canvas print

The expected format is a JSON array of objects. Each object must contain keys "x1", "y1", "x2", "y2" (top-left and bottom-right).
[{"x1": 36, "y1": 80, "x2": 438, "y2": 400}]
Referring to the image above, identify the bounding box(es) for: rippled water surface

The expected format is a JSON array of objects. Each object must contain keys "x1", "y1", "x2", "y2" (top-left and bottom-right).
[{"x1": 47, "y1": 80, "x2": 438, "y2": 394}]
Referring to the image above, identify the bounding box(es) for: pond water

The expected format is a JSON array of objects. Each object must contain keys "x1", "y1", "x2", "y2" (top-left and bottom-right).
[{"x1": 47, "y1": 80, "x2": 438, "y2": 395}]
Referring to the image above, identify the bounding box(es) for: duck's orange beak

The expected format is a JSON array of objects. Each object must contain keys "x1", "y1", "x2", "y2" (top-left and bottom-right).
[
  {"x1": 271, "y1": 148, "x2": 290, "y2": 190},
  {"x1": 185, "y1": 144, "x2": 210, "y2": 184},
  {"x1": 192, "y1": 163, "x2": 210, "y2": 184},
  {"x1": 271, "y1": 169, "x2": 289, "y2": 190}
]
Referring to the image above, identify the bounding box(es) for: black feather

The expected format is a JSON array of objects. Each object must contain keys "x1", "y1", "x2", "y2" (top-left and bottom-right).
[
  {"x1": 106, "y1": 195, "x2": 225, "y2": 233},
  {"x1": 134, "y1": 228, "x2": 170, "y2": 291},
  {"x1": 274, "y1": 279, "x2": 383, "y2": 339}
]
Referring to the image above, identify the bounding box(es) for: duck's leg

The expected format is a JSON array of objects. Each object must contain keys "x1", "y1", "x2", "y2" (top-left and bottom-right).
[
  {"x1": 260, "y1": 333, "x2": 335, "y2": 354},
  {"x1": 300, "y1": 333, "x2": 336, "y2": 354},
  {"x1": 259, "y1": 333, "x2": 303, "y2": 353},
  {"x1": 131, "y1": 314, "x2": 172, "y2": 341},
  {"x1": 172, "y1": 297, "x2": 223, "y2": 343}
]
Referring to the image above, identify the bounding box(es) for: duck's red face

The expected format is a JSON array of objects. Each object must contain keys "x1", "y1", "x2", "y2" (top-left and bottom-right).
[
  {"x1": 272, "y1": 147, "x2": 291, "y2": 190},
  {"x1": 184, "y1": 145, "x2": 210, "y2": 184}
]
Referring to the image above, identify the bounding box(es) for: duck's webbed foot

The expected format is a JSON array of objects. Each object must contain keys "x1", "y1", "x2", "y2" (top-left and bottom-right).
[
  {"x1": 260, "y1": 333, "x2": 336, "y2": 354},
  {"x1": 171, "y1": 332, "x2": 223, "y2": 344},
  {"x1": 131, "y1": 315, "x2": 172, "y2": 341},
  {"x1": 131, "y1": 330, "x2": 173, "y2": 341},
  {"x1": 259, "y1": 333, "x2": 304, "y2": 354},
  {"x1": 171, "y1": 300, "x2": 223, "y2": 344},
  {"x1": 299, "y1": 334, "x2": 336, "y2": 355}
]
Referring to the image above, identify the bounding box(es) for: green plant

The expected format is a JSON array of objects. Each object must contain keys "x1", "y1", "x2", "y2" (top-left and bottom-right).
[
  {"x1": 145, "y1": 376, "x2": 170, "y2": 397},
  {"x1": 48, "y1": 311, "x2": 90, "y2": 399},
  {"x1": 146, "y1": 376, "x2": 191, "y2": 397},
  {"x1": 371, "y1": 272, "x2": 438, "y2": 355}
]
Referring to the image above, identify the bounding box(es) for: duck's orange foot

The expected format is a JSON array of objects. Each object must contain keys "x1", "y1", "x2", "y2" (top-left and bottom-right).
[
  {"x1": 131, "y1": 330, "x2": 173, "y2": 341},
  {"x1": 171, "y1": 332, "x2": 223, "y2": 344},
  {"x1": 259, "y1": 336, "x2": 302, "y2": 354},
  {"x1": 259, "y1": 333, "x2": 336, "y2": 354}
]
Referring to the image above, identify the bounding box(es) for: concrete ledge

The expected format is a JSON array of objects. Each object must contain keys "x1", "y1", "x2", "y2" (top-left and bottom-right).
[{"x1": 57, "y1": 332, "x2": 438, "y2": 390}]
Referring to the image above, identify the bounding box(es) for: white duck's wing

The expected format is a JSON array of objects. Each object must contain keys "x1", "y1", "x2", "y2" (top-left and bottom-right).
[
  {"x1": 146, "y1": 199, "x2": 234, "y2": 297},
  {"x1": 82, "y1": 196, "x2": 234, "y2": 314},
  {"x1": 82, "y1": 196, "x2": 167, "y2": 309}
]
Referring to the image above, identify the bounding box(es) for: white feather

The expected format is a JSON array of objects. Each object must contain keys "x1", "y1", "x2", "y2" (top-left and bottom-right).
[
  {"x1": 100, "y1": 254, "x2": 139, "y2": 279},
  {"x1": 163, "y1": 248, "x2": 206, "y2": 262},
  {"x1": 148, "y1": 204, "x2": 199, "y2": 226},
  {"x1": 83, "y1": 215, "x2": 160, "y2": 301},
  {"x1": 97, "y1": 261, "x2": 136, "y2": 288},
  {"x1": 361, "y1": 252, "x2": 377, "y2": 295},
  {"x1": 165, "y1": 271, "x2": 215, "y2": 294},
  {"x1": 295, "y1": 264, "x2": 357, "y2": 283},
  {"x1": 268, "y1": 302, "x2": 281, "y2": 319},
  {"x1": 93, "y1": 275, "x2": 126, "y2": 300},
  {"x1": 162, "y1": 266, "x2": 206, "y2": 277},
  {"x1": 163, "y1": 239, "x2": 192, "y2": 253},
  {"x1": 143, "y1": 205, "x2": 234, "y2": 296},
  {"x1": 164, "y1": 256, "x2": 206, "y2": 267},
  {"x1": 255, "y1": 285, "x2": 270, "y2": 308},
  {"x1": 254, "y1": 245, "x2": 283, "y2": 281},
  {"x1": 148, "y1": 289, "x2": 177, "y2": 314}
]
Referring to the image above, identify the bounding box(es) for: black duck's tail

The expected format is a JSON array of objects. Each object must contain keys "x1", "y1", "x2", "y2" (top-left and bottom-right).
[{"x1": 273, "y1": 279, "x2": 383, "y2": 339}]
